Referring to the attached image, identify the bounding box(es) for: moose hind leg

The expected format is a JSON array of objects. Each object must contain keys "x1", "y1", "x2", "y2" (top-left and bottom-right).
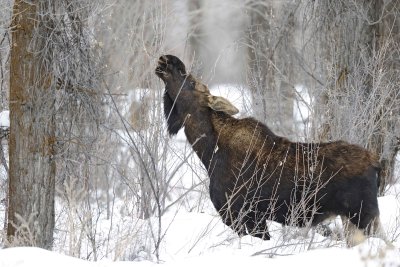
[
  {"x1": 340, "y1": 182, "x2": 380, "y2": 246},
  {"x1": 341, "y1": 215, "x2": 366, "y2": 247},
  {"x1": 366, "y1": 216, "x2": 384, "y2": 237},
  {"x1": 366, "y1": 216, "x2": 393, "y2": 246}
]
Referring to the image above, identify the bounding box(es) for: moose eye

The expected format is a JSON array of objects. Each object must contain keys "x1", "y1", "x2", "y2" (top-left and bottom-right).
[{"x1": 188, "y1": 81, "x2": 197, "y2": 90}]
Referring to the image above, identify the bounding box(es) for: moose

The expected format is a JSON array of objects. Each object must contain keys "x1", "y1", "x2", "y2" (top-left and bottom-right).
[{"x1": 155, "y1": 55, "x2": 385, "y2": 246}]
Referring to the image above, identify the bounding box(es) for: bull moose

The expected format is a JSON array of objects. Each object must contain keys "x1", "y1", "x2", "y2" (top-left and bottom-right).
[{"x1": 155, "y1": 54, "x2": 385, "y2": 246}]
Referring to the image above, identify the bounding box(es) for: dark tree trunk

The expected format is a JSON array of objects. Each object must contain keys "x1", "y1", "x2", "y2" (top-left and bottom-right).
[{"x1": 7, "y1": 0, "x2": 56, "y2": 248}]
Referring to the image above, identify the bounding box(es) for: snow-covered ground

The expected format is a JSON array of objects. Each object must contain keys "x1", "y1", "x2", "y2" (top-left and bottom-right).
[
  {"x1": 1, "y1": 85, "x2": 400, "y2": 266},
  {"x1": 1, "y1": 195, "x2": 400, "y2": 267}
]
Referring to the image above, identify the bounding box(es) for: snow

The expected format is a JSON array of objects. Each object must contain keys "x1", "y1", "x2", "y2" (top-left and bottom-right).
[
  {"x1": 0, "y1": 110, "x2": 9, "y2": 128},
  {"x1": 293, "y1": 85, "x2": 313, "y2": 138},
  {"x1": 1, "y1": 220, "x2": 400, "y2": 267},
  {"x1": 0, "y1": 247, "x2": 94, "y2": 267},
  {"x1": 1, "y1": 191, "x2": 400, "y2": 266},
  {"x1": 1, "y1": 85, "x2": 400, "y2": 266}
]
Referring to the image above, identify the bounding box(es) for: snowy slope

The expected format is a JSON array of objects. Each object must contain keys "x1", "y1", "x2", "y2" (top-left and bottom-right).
[
  {"x1": 1, "y1": 219, "x2": 399, "y2": 267},
  {"x1": 1, "y1": 184, "x2": 400, "y2": 266}
]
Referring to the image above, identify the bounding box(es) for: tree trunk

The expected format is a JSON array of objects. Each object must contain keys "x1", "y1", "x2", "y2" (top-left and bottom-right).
[
  {"x1": 246, "y1": 1, "x2": 298, "y2": 137},
  {"x1": 247, "y1": 2, "x2": 273, "y2": 123},
  {"x1": 7, "y1": 0, "x2": 56, "y2": 248},
  {"x1": 368, "y1": 0, "x2": 400, "y2": 194},
  {"x1": 309, "y1": 0, "x2": 400, "y2": 194},
  {"x1": 188, "y1": 0, "x2": 204, "y2": 64}
]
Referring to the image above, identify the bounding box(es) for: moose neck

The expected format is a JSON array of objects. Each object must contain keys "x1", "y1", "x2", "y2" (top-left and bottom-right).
[
  {"x1": 164, "y1": 74, "x2": 191, "y2": 100},
  {"x1": 183, "y1": 109, "x2": 219, "y2": 170}
]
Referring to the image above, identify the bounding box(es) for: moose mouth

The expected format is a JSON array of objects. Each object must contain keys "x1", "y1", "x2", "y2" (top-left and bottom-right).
[{"x1": 155, "y1": 56, "x2": 168, "y2": 78}]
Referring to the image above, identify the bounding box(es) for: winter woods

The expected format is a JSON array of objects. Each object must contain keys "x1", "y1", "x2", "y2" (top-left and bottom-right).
[{"x1": 0, "y1": 0, "x2": 399, "y2": 263}]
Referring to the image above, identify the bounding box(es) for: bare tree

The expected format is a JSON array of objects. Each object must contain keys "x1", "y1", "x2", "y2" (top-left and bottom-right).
[
  {"x1": 245, "y1": 0, "x2": 301, "y2": 137},
  {"x1": 187, "y1": 0, "x2": 205, "y2": 66},
  {"x1": 93, "y1": 1, "x2": 180, "y2": 260},
  {"x1": 0, "y1": 1, "x2": 11, "y2": 110},
  {"x1": 7, "y1": 0, "x2": 56, "y2": 248},
  {"x1": 0, "y1": 0, "x2": 12, "y2": 235},
  {"x1": 7, "y1": 0, "x2": 102, "y2": 248},
  {"x1": 304, "y1": 0, "x2": 400, "y2": 194}
]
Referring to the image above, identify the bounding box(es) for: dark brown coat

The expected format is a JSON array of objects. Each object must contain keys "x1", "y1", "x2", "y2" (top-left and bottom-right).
[{"x1": 156, "y1": 55, "x2": 381, "y2": 242}]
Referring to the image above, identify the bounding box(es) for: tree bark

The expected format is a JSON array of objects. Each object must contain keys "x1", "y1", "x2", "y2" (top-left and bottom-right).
[
  {"x1": 368, "y1": 0, "x2": 400, "y2": 195},
  {"x1": 310, "y1": 0, "x2": 400, "y2": 194},
  {"x1": 246, "y1": 1, "x2": 298, "y2": 137},
  {"x1": 188, "y1": 0, "x2": 204, "y2": 63},
  {"x1": 8, "y1": 0, "x2": 56, "y2": 248}
]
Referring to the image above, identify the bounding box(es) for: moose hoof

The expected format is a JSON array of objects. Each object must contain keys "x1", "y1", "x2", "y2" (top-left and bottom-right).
[{"x1": 253, "y1": 232, "x2": 271, "y2": 240}]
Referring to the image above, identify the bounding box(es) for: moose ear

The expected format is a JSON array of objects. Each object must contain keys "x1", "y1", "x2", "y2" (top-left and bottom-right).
[
  {"x1": 207, "y1": 95, "x2": 239, "y2": 115},
  {"x1": 194, "y1": 80, "x2": 210, "y2": 93}
]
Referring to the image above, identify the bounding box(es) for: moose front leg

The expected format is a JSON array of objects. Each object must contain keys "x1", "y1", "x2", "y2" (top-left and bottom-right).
[
  {"x1": 219, "y1": 208, "x2": 247, "y2": 237},
  {"x1": 220, "y1": 208, "x2": 271, "y2": 240},
  {"x1": 243, "y1": 211, "x2": 271, "y2": 240}
]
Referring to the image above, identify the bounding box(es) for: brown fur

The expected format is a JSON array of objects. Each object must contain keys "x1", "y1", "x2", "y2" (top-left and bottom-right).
[
  {"x1": 213, "y1": 113, "x2": 380, "y2": 181},
  {"x1": 156, "y1": 55, "x2": 383, "y2": 245}
]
